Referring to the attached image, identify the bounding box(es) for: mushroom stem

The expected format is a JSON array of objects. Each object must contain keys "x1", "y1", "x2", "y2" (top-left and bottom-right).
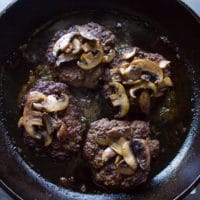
[
  {"x1": 102, "y1": 147, "x2": 116, "y2": 162},
  {"x1": 122, "y1": 141, "x2": 138, "y2": 170}
]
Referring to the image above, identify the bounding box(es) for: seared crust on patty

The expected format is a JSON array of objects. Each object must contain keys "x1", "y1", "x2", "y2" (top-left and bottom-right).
[
  {"x1": 83, "y1": 118, "x2": 159, "y2": 190},
  {"x1": 19, "y1": 81, "x2": 85, "y2": 160},
  {"x1": 46, "y1": 22, "x2": 116, "y2": 88}
]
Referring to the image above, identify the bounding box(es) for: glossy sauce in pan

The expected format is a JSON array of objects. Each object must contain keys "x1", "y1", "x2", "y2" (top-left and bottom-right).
[{"x1": 2, "y1": 11, "x2": 192, "y2": 193}]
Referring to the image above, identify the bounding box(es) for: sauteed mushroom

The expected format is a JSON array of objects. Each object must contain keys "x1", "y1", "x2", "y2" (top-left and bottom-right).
[
  {"x1": 129, "y1": 81, "x2": 157, "y2": 99},
  {"x1": 50, "y1": 23, "x2": 116, "y2": 70},
  {"x1": 120, "y1": 47, "x2": 138, "y2": 60},
  {"x1": 84, "y1": 118, "x2": 160, "y2": 189},
  {"x1": 110, "y1": 137, "x2": 127, "y2": 155},
  {"x1": 131, "y1": 139, "x2": 151, "y2": 170},
  {"x1": 158, "y1": 60, "x2": 171, "y2": 69},
  {"x1": 18, "y1": 81, "x2": 85, "y2": 159},
  {"x1": 33, "y1": 93, "x2": 69, "y2": 112},
  {"x1": 53, "y1": 32, "x2": 79, "y2": 56},
  {"x1": 102, "y1": 147, "x2": 116, "y2": 162},
  {"x1": 56, "y1": 53, "x2": 79, "y2": 66},
  {"x1": 109, "y1": 82, "x2": 130, "y2": 118},
  {"x1": 116, "y1": 158, "x2": 135, "y2": 175},
  {"x1": 119, "y1": 65, "x2": 142, "y2": 81},
  {"x1": 104, "y1": 47, "x2": 173, "y2": 116},
  {"x1": 18, "y1": 91, "x2": 46, "y2": 139},
  {"x1": 129, "y1": 59, "x2": 163, "y2": 83},
  {"x1": 77, "y1": 47, "x2": 104, "y2": 70},
  {"x1": 102, "y1": 49, "x2": 116, "y2": 63},
  {"x1": 121, "y1": 141, "x2": 138, "y2": 170}
]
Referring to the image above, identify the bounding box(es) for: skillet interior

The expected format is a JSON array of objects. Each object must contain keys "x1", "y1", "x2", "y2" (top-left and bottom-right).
[{"x1": 0, "y1": 0, "x2": 200, "y2": 199}]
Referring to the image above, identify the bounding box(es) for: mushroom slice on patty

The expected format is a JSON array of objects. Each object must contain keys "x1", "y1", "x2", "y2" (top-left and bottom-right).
[
  {"x1": 102, "y1": 49, "x2": 116, "y2": 63},
  {"x1": 110, "y1": 138, "x2": 138, "y2": 173},
  {"x1": 102, "y1": 146, "x2": 116, "y2": 163},
  {"x1": 18, "y1": 91, "x2": 46, "y2": 139},
  {"x1": 157, "y1": 76, "x2": 173, "y2": 89},
  {"x1": 158, "y1": 60, "x2": 171, "y2": 69},
  {"x1": 131, "y1": 139, "x2": 151, "y2": 170},
  {"x1": 120, "y1": 47, "x2": 139, "y2": 60},
  {"x1": 110, "y1": 137, "x2": 127, "y2": 155},
  {"x1": 33, "y1": 93, "x2": 69, "y2": 113},
  {"x1": 77, "y1": 46, "x2": 104, "y2": 70},
  {"x1": 56, "y1": 53, "x2": 79, "y2": 66},
  {"x1": 109, "y1": 82, "x2": 130, "y2": 118},
  {"x1": 129, "y1": 81, "x2": 157, "y2": 99},
  {"x1": 121, "y1": 141, "x2": 138, "y2": 170},
  {"x1": 129, "y1": 59, "x2": 164, "y2": 83},
  {"x1": 119, "y1": 65, "x2": 142, "y2": 82},
  {"x1": 53, "y1": 32, "x2": 80, "y2": 56},
  {"x1": 116, "y1": 159, "x2": 135, "y2": 175}
]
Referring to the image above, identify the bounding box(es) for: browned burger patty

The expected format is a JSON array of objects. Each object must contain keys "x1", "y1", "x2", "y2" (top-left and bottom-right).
[
  {"x1": 46, "y1": 22, "x2": 116, "y2": 89},
  {"x1": 18, "y1": 81, "x2": 85, "y2": 160},
  {"x1": 103, "y1": 47, "x2": 173, "y2": 117},
  {"x1": 83, "y1": 118, "x2": 160, "y2": 190}
]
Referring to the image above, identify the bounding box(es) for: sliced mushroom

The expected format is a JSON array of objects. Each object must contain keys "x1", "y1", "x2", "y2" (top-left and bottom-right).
[
  {"x1": 106, "y1": 126, "x2": 131, "y2": 139},
  {"x1": 129, "y1": 81, "x2": 157, "y2": 99},
  {"x1": 121, "y1": 141, "x2": 138, "y2": 170},
  {"x1": 138, "y1": 90, "x2": 151, "y2": 114},
  {"x1": 78, "y1": 26, "x2": 98, "y2": 41},
  {"x1": 158, "y1": 60, "x2": 171, "y2": 69},
  {"x1": 53, "y1": 32, "x2": 79, "y2": 56},
  {"x1": 57, "y1": 121, "x2": 68, "y2": 141},
  {"x1": 71, "y1": 38, "x2": 82, "y2": 54},
  {"x1": 40, "y1": 130, "x2": 52, "y2": 147},
  {"x1": 110, "y1": 68, "x2": 122, "y2": 82},
  {"x1": 157, "y1": 76, "x2": 173, "y2": 89},
  {"x1": 102, "y1": 146, "x2": 116, "y2": 162},
  {"x1": 116, "y1": 159, "x2": 135, "y2": 175},
  {"x1": 18, "y1": 91, "x2": 46, "y2": 139},
  {"x1": 102, "y1": 49, "x2": 116, "y2": 63},
  {"x1": 119, "y1": 65, "x2": 142, "y2": 81},
  {"x1": 130, "y1": 59, "x2": 164, "y2": 83},
  {"x1": 42, "y1": 113, "x2": 55, "y2": 136},
  {"x1": 56, "y1": 53, "x2": 79, "y2": 67},
  {"x1": 82, "y1": 40, "x2": 98, "y2": 52},
  {"x1": 110, "y1": 137, "x2": 127, "y2": 156},
  {"x1": 122, "y1": 79, "x2": 142, "y2": 85},
  {"x1": 109, "y1": 82, "x2": 130, "y2": 118},
  {"x1": 33, "y1": 93, "x2": 69, "y2": 113},
  {"x1": 120, "y1": 47, "x2": 138, "y2": 60},
  {"x1": 77, "y1": 48, "x2": 104, "y2": 70},
  {"x1": 131, "y1": 139, "x2": 151, "y2": 170}
]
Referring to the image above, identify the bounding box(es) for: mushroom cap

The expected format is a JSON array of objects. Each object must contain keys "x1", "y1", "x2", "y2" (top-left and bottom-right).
[{"x1": 129, "y1": 59, "x2": 164, "y2": 83}]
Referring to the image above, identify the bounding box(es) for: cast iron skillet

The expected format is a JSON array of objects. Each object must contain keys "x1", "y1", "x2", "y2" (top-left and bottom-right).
[{"x1": 0, "y1": 0, "x2": 200, "y2": 199}]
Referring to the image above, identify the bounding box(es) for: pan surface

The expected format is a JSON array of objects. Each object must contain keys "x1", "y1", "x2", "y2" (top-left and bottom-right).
[{"x1": 0, "y1": 0, "x2": 200, "y2": 199}]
